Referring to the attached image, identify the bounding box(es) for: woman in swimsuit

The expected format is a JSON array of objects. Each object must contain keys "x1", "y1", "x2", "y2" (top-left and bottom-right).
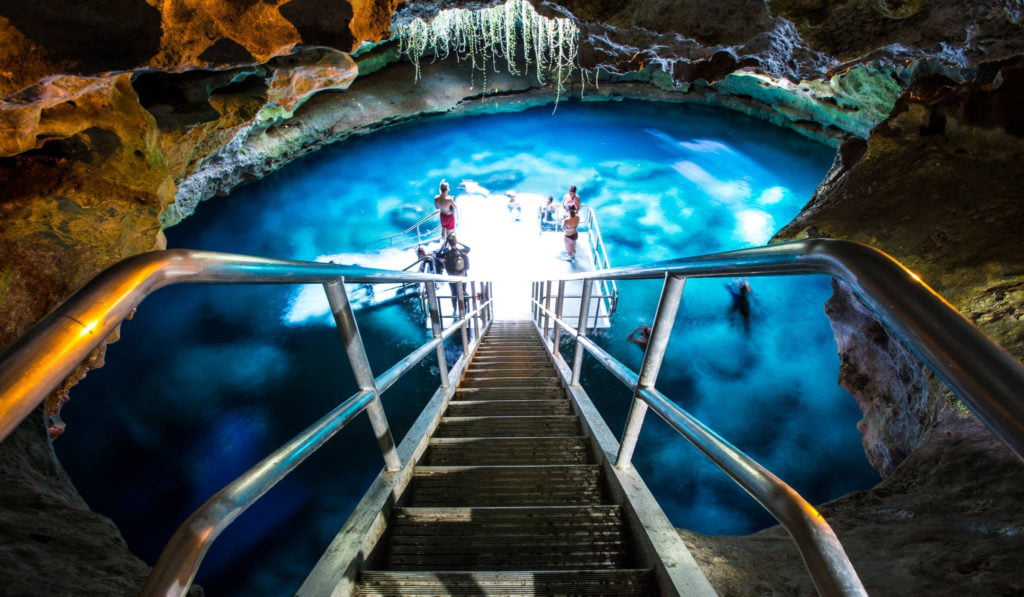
[
  {"x1": 562, "y1": 205, "x2": 580, "y2": 261},
  {"x1": 434, "y1": 180, "x2": 457, "y2": 241}
]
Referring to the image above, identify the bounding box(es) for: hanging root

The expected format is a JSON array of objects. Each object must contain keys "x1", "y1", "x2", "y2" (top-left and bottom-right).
[{"x1": 393, "y1": 0, "x2": 582, "y2": 104}]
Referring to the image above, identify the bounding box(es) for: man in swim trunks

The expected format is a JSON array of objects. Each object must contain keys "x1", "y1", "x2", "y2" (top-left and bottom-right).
[{"x1": 435, "y1": 180, "x2": 457, "y2": 241}]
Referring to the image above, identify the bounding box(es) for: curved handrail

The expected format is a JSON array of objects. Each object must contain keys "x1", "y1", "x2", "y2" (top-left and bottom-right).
[
  {"x1": 530, "y1": 237, "x2": 1024, "y2": 596},
  {"x1": 375, "y1": 209, "x2": 441, "y2": 248},
  {"x1": 142, "y1": 293, "x2": 491, "y2": 596},
  {"x1": 536, "y1": 311, "x2": 866, "y2": 596},
  {"x1": 0, "y1": 249, "x2": 483, "y2": 442},
  {"x1": 551, "y1": 238, "x2": 1024, "y2": 460}
]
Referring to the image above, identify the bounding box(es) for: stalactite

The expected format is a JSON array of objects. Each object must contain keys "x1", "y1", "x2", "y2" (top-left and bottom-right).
[{"x1": 393, "y1": 0, "x2": 580, "y2": 101}]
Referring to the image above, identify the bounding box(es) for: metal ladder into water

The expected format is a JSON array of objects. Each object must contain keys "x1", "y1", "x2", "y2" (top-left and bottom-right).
[{"x1": 353, "y1": 321, "x2": 654, "y2": 595}]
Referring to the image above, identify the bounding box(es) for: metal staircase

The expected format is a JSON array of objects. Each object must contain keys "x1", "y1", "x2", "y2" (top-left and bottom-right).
[
  {"x1": 353, "y1": 321, "x2": 653, "y2": 595},
  {"x1": 2, "y1": 240, "x2": 1023, "y2": 597}
]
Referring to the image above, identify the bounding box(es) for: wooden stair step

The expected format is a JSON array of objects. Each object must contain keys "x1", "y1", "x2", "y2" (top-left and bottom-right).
[
  {"x1": 422, "y1": 436, "x2": 591, "y2": 465},
  {"x1": 454, "y1": 388, "x2": 564, "y2": 401},
  {"x1": 355, "y1": 569, "x2": 654, "y2": 596},
  {"x1": 404, "y1": 465, "x2": 607, "y2": 506},
  {"x1": 434, "y1": 416, "x2": 580, "y2": 438},
  {"x1": 444, "y1": 400, "x2": 571, "y2": 417}
]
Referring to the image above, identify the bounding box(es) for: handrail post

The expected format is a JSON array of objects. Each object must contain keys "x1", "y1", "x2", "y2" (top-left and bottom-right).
[
  {"x1": 571, "y1": 280, "x2": 593, "y2": 386},
  {"x1": 470, "y1": 281, "x2": 481, "y2": 342},
  {"x1": 536, "y1": 280, "x2": 544, "y2": 327},
  {"x1": 424, "y1": 282, "x2": 449, "y2": 388},
  {"x1": 487, "y1": 282, "x2": 494, "y2": 325},
  {"x1": 324, "y1": 280, "x2": 401, "y2": 472},
  {"x1": 616, "y1": 273, "x2": 687, "y2": 469},
  {"x1": 553, "y1": 280, "x2": 566, "y2": 358},
  {"x1": 457, "y1": 281, "x2": 469, "y2": 355},
  {"x1": 543, "y1": 280, "x2": 553, "y2": 341}
]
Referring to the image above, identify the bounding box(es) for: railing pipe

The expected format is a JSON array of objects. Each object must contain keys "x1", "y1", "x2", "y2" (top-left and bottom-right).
[
  {"x1": 140, "y1": 389, "x2": 376, "y2": 597},
  {"x1": 536, "y1": 239, "x2": 1024, "y2": 461},
  {"x1": 538, "y1": 316, "x2": 866, "y2": 597},
  {"x1": 456, "y1": 282, "x2": 469, "y2": 354},
  {"x1": 616, "y1": 274, "x2": 687, "y2": 469},
  {"x1": 377, "y1": 210, "x2": 440, "y2": 248},
  {"x1": 638, "y1": 385, "x2": 867, "y2": 597},
  {"x1": 543, "y1": 281, "x2": 553, "y2": 340},
  {"x1": 553, "y1": 280, "x2": 566, "y2": 357},
  {"x1": 324, "y1": 280, "x2": 401, "y2": 472},
  {"x1": 570, "y1": 280, "x2": 593, "y2": 386},
  {"x1": 424, "y1": 283, "x2": 449, "y2": 388}
]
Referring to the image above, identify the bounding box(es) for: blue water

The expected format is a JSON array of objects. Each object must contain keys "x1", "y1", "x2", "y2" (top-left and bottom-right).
[{"x1": 54, "y1": 100, "x2": 878, "y2": 595}]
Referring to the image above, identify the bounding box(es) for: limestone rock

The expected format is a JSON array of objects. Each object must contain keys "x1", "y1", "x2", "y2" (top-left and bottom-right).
[
  {"x1": 775, "y1": 63, "x2": 1024, "y2": 475},
  {"x1": 681, "y1": 411, "x2": 1024, "y2": 596},
  {"x1": 0, "y1": 0, "x2": 389, "y2": 98},
  {"x1": 0, "y1": 408, "x2": 152, "y2": 597}
]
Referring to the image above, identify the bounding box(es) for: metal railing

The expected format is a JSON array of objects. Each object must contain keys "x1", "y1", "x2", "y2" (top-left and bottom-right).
[
  {"x1": 374, "y1": 209, "x2": 442, "y2": 249},
  {"x1": 0, "y1": 249, "x2": 493, "y2": 596},
  {"x1": 531, "y1": 238, "x2": 1024, "y2": 597},
  {"x1": 582, "y1": 205, "x2": 618, "y2": 316}
]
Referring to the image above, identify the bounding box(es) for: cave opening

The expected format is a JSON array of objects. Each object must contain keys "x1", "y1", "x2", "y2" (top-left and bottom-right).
[{"x1": 52, "y1": 99, "x2": 880, "y2": 596}]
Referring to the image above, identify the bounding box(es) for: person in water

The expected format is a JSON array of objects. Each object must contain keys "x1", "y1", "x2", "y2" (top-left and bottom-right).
[
  {"x1": 434, "y1": 180, "x2": 457, "y2": 242},
  {"x1": 562, "y1": 184, "x2": 581, "y2": 214},
  {"x1": 562, "y1": 205, "x2": 580, "y2": 261},
  {"x1": 727, "y1": 278, "x2": 752, "y2": 332},
  {"x1": 628, "y1": 325, "x2": 652, "y2": 351},
  {"x1": 539, "y1": 195, "x2": 558, "y2": 231}
]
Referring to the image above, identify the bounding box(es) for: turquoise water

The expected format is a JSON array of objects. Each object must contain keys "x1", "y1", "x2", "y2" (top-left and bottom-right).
[{"x1": 55, "y1": 100, "x2": 878, "y2": 595}]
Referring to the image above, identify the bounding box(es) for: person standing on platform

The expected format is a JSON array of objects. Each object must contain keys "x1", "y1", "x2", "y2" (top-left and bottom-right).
[
  {"x1": 440, "y1": 233, "x2": 471, "y2": 311},
  {"x1": 434, "y1": 180, "x2": 457, "y2": 242},
  {"x1": 562, "y1": 184, "x2": 581, "y2": 215},
  {"x1": 562, "y1": 205, "x2": 580, "y2": 262}
]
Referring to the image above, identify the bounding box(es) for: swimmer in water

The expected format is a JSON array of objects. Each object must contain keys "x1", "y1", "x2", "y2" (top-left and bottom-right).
[
  {"x1": 628, "y1": 325, "x2": 652, "y2": 351},
  {"x1": 727, "y1": 278, "x2": 752, "y2": 333}
]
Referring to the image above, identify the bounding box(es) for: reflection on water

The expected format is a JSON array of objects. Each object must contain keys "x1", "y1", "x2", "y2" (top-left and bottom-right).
[{"x1": 54, "y1": 101, "x2": 878, "y2": 596}]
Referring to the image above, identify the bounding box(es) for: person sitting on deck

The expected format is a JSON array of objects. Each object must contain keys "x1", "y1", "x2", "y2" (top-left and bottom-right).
[
  {"x1": 415, "y1": 245, "x2": 443, "y2": 275},
  {"x1": 506, "y1": 191, "x2": 522, "y2": 221},
  {"x1": 539, "y1": 196, "x2": 559, "y2": 232},
  {"x1": 434, "y1": 180, "x2": 457, "y2": 242}
]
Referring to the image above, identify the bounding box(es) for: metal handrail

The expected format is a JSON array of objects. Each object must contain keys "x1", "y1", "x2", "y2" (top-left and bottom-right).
[
  {"x1": 530, "y1": 237, "x2": 1024, "y2": 597},
  {"x1": 0, "y1": 249, "x2": 494, "y2": 596},
  {"x1": 374, "y1": 209, "x2": 441, "y2": 249},
  {"x1": 584, "y1": 207, "x2": 618, "y2": 315}
]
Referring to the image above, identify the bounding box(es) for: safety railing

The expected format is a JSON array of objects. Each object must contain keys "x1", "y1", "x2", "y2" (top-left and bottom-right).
[
  {"x1": 583, "y1": 206, "x2": 618, "y2": 316},
  {"x1": 374, "y1": 209, "x2": 442, "y2": 250},
  {"x1": 0, "y1": 249, "x2": 494, "y2": 596},
  {"x1": 531, "y1": 238, "x2": 1024, "y2": 597}
]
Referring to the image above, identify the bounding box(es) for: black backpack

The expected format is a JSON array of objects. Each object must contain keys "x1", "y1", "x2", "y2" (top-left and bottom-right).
[{"x1": 445, "y1": 247, "x2": 468, "y2": 274}]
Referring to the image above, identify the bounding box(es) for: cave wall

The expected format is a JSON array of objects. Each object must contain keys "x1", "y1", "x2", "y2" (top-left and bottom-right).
[{"x1": 0, "y1": 1, "x2": 1022, "y2": 595}]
